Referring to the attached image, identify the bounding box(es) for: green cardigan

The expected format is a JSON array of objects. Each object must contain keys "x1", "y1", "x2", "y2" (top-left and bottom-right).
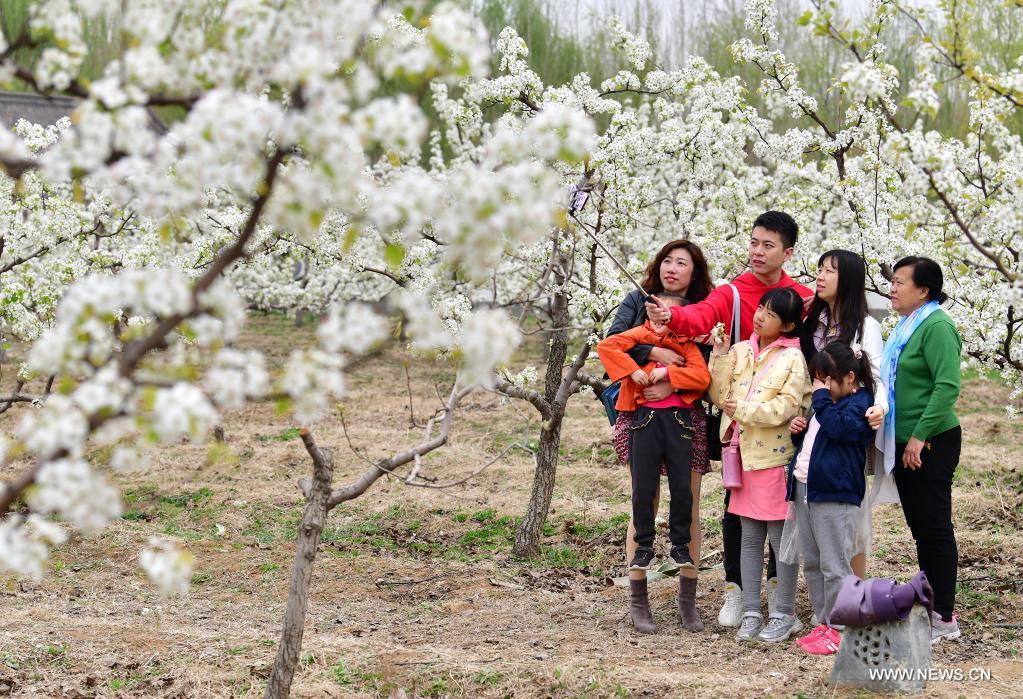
[{"x1": 894, "y1": 309, "x2": 962, "y2": 443}]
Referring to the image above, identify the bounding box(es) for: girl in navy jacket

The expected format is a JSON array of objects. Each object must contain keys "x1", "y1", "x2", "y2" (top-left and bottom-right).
[{"x1": 785, "y1": 342, "x2": 875, "y2": 655}]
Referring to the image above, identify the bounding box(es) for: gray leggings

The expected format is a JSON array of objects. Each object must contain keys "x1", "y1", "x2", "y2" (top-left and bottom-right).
[
  {"x1": 739, "y1": 516, "x2": 796, "y2": 616},
  {"x1": 792, "y1": 481, "x2": 857, "y2": 625}
]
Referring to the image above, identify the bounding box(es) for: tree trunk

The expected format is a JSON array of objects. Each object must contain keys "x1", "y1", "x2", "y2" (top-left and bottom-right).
[
  {"x1": 514, "y1": 234, "x2": 570, "y2": 557},
  {"x1": 513, "y1": 416, "x2": 563, "y2": 557},
  {"x1": 265, "y1": 441, "x2": 334, "y2": 699}
]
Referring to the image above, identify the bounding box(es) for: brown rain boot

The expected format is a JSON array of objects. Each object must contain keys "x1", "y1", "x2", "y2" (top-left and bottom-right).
[
  {"x1": 629, "y1": 577, "x2": 657, "y2": 634},
  {"x1": 677, "y1": 576, "x2": 704, "y2": 632}
]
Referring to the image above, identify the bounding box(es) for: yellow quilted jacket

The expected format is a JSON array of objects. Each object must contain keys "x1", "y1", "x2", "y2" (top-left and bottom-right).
[{"x1": 708, "y1": 340, "x2": 811, "y2": 471}]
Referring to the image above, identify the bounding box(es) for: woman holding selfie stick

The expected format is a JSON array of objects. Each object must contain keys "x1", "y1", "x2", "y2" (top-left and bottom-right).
[{"x1": 604, "y1": 239, "x2": 713, "y2": 634}]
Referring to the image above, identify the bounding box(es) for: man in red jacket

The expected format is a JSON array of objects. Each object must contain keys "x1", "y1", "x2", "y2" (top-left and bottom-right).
[{"x1": 646, "y1": 210, "x2": 813, "y2": 628}]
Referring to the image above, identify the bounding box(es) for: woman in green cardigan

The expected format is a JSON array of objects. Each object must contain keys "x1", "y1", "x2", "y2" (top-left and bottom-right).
[{"x1": 877, "y1": 256, "x2": 962, "y2": 644}]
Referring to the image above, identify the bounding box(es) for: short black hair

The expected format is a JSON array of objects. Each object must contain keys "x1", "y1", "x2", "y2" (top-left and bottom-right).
[
  {"x1": 893, "y1": 256, "x2": 948, "y2": 304},
  {"x1": 752, "y1": 211, "x2": 798, "y2": 249},
  {"x1": 759, "y1": 287, "x2": 803, "y2": 338}
]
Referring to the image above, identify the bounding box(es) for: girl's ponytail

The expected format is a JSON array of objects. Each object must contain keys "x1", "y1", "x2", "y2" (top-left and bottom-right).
[{"x1": 851, "y1": 344, "x2": 875, "y2": 398}]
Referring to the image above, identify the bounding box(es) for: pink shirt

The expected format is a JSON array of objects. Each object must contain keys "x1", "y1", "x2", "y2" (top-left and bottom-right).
[
  {"x1": 643, "y1": 363, "x2": 688, "y2": 409},
  {"x1": 793, "y1": 417, "x2": 820, "y2": 484}
]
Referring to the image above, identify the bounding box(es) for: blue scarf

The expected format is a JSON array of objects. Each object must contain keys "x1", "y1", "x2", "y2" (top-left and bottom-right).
[{"x1": 877, "y1": 300, "x2": 941, "y2": 472}]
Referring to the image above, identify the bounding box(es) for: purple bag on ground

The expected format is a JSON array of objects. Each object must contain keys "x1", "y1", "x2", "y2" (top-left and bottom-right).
[{"x1": 829, "y1": 571, "x2": 934, "y2": 627}]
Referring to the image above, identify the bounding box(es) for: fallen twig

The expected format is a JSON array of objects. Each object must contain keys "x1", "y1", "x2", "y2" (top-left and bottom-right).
[
  {"x1": 700, "y1": 549, "x2": 721, "y2": 562},
  {"x1": 957, "y1": 576, "x2": 1023, "y2": 585},
  {"x1": 373, "y1": 574, "x2": 449, "y2": 588},
  {"x1": 994, "y1": 478, "x2": 1009, "y2": 516}
]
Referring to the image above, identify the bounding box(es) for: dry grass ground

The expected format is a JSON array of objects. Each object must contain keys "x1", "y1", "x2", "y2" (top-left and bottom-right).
[{"x1": 1, "y1": 313, "x2": 1021, "y2": 698}]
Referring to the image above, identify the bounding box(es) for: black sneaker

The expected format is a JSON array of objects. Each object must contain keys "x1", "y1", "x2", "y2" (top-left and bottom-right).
[
  {"x1": 670, "y1": 546, "x2": 696, "y2": 570},
  {"x1": 629, "y1": 547, "x2": 656, "y2": 570}
]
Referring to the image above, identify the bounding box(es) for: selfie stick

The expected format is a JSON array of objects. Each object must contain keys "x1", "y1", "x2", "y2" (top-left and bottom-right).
[{"x1": 566, "y1": 186, "x2": 654, "y2": 303}]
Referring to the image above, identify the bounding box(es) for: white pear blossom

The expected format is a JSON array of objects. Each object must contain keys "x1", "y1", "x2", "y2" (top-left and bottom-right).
[
  {"x1": 317, "y1": 302, "x2": 390, "y2": 355},
  {"x1": 204, "y1": 349, "x2": 270, "y2": 410},
  {"x1": 151, "y1": 383, "x2": 220, "y2": 443},
  {"x1": 139, "y1": 538, "x2": 195, "y2": 597},
  {"x1": 0, "y1": 515, "x2": 67, "y2": 580},
  {"x1": 459, "y1": 309, "x2": 521, "y2": 388},
  {"x1": 607, "y1": 16, "x2": 652, "y2": 70},
  {"x1": 29, "y1": 458, "x2": 121, "y2": 535},
  {"x1": 283, "y1": 349, "x2": 346, "y2": 424}
]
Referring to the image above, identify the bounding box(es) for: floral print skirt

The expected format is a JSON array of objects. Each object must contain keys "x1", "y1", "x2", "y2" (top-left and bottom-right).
[{"x1": 613, "y1": 404, "x2": 711, "y2": 475}]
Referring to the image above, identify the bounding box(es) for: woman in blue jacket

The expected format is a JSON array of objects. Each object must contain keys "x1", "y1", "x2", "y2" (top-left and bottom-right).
[{"x1": 786, "y1": 342, "x2": 875, "y2": 655}]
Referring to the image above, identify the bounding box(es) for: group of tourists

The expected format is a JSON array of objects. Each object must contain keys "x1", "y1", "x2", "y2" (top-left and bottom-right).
[{"x1": 596, "y1": 211, "x2": 963, "y2": 655}]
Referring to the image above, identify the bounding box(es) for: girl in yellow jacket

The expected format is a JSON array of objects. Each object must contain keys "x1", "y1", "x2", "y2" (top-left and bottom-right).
[{"x1": 709, "y1": 287, "x2": 811, "y2": 644}]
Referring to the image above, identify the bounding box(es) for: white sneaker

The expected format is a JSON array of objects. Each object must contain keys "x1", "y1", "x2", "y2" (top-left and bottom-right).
[
  {"x1": 718, "y1": 582, "x2": 743, "y2": 627},
  {"x1": 766, "y1": 577, "x2": 779, "y2": 617}
]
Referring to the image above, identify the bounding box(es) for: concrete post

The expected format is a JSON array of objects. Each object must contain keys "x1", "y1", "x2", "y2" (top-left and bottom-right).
[{"x1": 830, "y1": 604, "x2": 932, "y2": 692}]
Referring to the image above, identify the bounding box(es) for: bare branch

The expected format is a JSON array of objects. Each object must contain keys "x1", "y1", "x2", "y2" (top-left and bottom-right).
[
  {"x1": 361, "y1": 265, "x2": 405, "y2": 286},
  {"x1": 0, "y1": 395, "x2": 40, "y2": 404},
  {"x1": 554, "y1": 343, "x2": 592, "y2": 407},
  {"x1": 492, "y1": 378, "x2": 551, "y2": 419},
  {"x1": 326, "y1": 386, "x2": 473, "y2": 508},
  {"x1": 337, "y1": 409, "x2": 379, "y2": 467},
  {"x1": 405, "y1": 442, "x2": 531, "y2": 489},
  {"x1": 0, "y1": 463, "x2": 41, "y2": 516},
  {"x1": 573, "y1": 371, "x2": 609, "y2": 395}
]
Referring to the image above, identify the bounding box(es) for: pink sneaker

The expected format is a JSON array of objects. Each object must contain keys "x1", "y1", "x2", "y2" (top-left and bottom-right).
[
  {"x1": 802, "y1": 626, "x2": 841, "y2": 655},
  {"x1": 795, "y1": 624, "x2": 829, "y2": 648}
]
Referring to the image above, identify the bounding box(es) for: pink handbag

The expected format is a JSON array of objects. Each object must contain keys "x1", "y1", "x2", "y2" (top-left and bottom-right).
[
  {"x1": 720, "y1": 348, "x2": 786, "y2": 490},
  {"x1": 721, "y1": 429, "x2": 744, "y2": 489}
]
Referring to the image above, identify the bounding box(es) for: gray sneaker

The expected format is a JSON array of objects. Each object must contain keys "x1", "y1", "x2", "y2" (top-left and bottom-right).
[
  {"x1": 757, "y1": 614, "x2": 803, "y2": 643},
  {"x1": 930, "y1": 611, "x2": 961, "y2": 644},
  {"x1": 735, "y1": 613, "x2": 763, "y2": 642}
]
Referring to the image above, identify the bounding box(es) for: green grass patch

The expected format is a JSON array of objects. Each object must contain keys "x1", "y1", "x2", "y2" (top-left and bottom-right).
[
  {"x1": 960, "y1": 366, "x2": 1007, "y2": 383},
  {"x1": 471, "y1": 508, "x2": 497, "y2": 523},
  {"x1": 457, "y1": 514, "x2": 514, "y2": 551},
  {"x1": 472, "y1": 670, "x2": 503, "y2": 687},
  {"x1": 701, "y1": 515, "x2": 723, "y2": 535},
  {"x1": 422, "y1": 676, "x2": 449, "y2": 697},
  {"x1": 159, "y1": 487, "x2": 214, "y2": 508},
  {"x1": 258, "y1": 427, "x2": 301, "y2": 442},
  {"x1": 331, "y1": 659, "x2": 387, "y2": 692},
  {"x1": 543, "y1": 545, "x2": 588, "y2": 568},
  {"x1": 1, "y1": 654, "x2": 22, "y2": 671},
  {"x1": 957, "y1": 581, "x2": 1000, "y2": 611},
  {"x1": 563, "y1": 512, "x2": 629, "y2": 540},
  {"x1": 122, "y1": 485, "x2": 157, "y2": 505}
]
